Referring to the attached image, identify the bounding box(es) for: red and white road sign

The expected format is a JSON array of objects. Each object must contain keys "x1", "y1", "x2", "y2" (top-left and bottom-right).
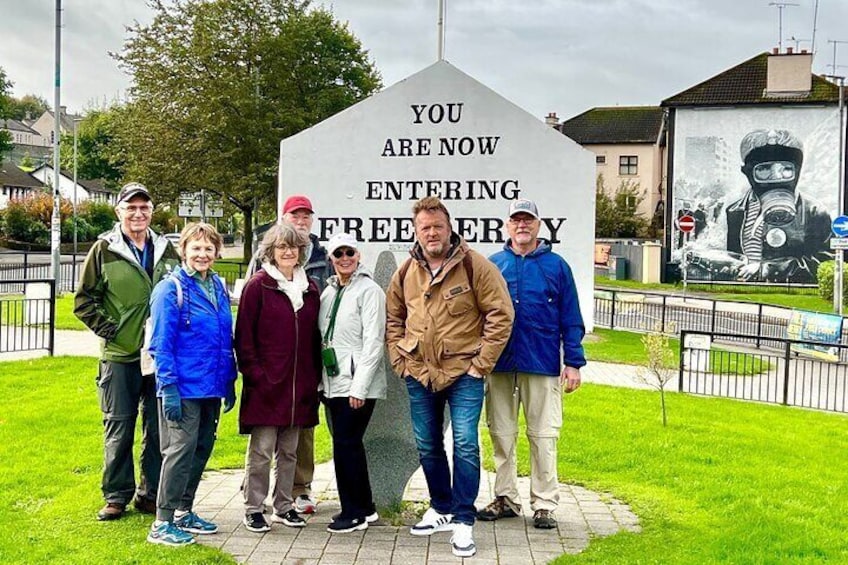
[{"x1": 676, "y1": 214, "x2": 696, "y2": 233}]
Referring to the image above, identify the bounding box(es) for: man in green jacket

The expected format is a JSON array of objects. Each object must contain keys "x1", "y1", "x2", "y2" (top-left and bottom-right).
[{"x1": 75, "y1": 182, "x2": 180, "y2": 521}]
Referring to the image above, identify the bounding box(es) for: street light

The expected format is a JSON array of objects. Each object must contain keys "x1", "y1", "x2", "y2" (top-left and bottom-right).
[
  {"x1": 824, "y1": 74, "x2": 845, "y2": 315},
  {"x1": 72, "y1": 117, "x2": 81, "y2": 257}
]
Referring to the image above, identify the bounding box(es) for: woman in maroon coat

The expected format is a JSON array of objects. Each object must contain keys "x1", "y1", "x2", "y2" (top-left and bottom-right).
[{"x1": 235, "y1": 223, "x2": 322, "y2": 533}]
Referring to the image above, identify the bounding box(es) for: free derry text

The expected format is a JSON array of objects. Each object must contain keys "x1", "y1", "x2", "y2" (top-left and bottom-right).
[{"x1": 315, "y1": 178, "x2": 567, "y2": 245}]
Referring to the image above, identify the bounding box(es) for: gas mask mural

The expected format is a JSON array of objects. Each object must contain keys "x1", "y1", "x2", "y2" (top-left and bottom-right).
[{"x1": 671, "y1": 117, "x2": 837, "y2": 285}]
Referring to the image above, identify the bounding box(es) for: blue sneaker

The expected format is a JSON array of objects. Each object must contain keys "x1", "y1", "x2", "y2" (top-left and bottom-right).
[
  {"x1": 147, "y1": 521, "x2": 196, "y2": 546},
  {"x1": 174, "y1": 511, "x2": 219, "y2": 535}
]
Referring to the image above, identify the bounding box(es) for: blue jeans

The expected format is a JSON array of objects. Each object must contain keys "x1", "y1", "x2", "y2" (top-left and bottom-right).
[{"x1": 405, "y1": 374, "x2": 484, "y2": 525}]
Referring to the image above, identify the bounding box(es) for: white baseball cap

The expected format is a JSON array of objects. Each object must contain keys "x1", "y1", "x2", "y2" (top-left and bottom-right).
[{"x1": 327, "y1": 232, "x2": 359, "y2": 256}]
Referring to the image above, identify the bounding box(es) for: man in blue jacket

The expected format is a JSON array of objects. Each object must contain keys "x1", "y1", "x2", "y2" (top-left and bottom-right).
[{"x1": 479, "y1": 198, "x2": 585, "y2": 530}]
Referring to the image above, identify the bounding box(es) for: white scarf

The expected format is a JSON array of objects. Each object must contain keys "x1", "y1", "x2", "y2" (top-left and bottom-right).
[{"x1": 262, "y1": 262, "x2": 309, "y2": 312}]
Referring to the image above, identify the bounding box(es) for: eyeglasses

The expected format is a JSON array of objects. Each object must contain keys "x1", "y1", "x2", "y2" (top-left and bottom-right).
[
  {"x1": 332, "y1": 248, "x2": 356, "y2": 259},
  {"x1": 274, "y1": 245, "x2": 298, "y2": 255},
  {"x1": 509, "y1": 216, "x2": 537, "y2": 225},
  {"x1": 120, "y1": 205, "x2": 153, "y2": 216}
]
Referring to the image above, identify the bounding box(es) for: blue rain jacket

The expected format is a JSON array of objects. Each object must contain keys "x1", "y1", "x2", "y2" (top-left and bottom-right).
[
  {"x1": 490, "y1": 239, "x2": 586, "y2": 375},
  {"x1": 149, "y1": 267, "x2": 237, "y2": 398}
]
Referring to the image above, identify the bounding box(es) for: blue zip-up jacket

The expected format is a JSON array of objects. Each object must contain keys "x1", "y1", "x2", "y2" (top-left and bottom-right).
[
  {"x1": 490, "y1": 239, "x2": 586, "y2": 375},
  {"x1": 149, "y1": 266, "x2": 237, "y2": 398}
]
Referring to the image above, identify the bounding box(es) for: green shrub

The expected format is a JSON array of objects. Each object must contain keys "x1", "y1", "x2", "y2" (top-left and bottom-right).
[
  {"x1": 61, "y1": 216, "x2": 95, "y2": 243},
  {"x1": 816, "y1": 260, "x2": 848, "y2": 302},
  {"x1": 2, "y1": 205, "x2": 49, "y2": 244},
  {"x1": 79, "y1": 201, "x2": 116, "y2": 236}
]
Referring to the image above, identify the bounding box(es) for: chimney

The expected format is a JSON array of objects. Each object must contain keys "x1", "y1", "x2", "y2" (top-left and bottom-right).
[
  {"x1": 765, "y1": 49, "x2": 812, "y2": 97},
  {"x1": 545, "y1": 112, "x2": 559, "y2": 127},
  {"x1": 59, "y1": 105, "x2": 67, "y2": 116}
]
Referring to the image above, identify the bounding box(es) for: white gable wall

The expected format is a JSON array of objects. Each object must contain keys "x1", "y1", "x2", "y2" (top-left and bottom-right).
[{"x1": 280, "y1": 61, "x2": 596, "y2": 328}]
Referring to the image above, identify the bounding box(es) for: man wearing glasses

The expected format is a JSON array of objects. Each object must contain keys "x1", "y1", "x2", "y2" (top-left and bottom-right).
[
  {"x1": 75, "y1": 182, "x2": 180, "y2": 521},
  {"x1": 478, "y1": 198, "x2": 585, "y2": 530}
]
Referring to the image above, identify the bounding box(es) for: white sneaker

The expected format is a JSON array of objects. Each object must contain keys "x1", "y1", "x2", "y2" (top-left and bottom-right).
[
  {"x1": 293, "y1": 494, "x2": 317, "y2": 514},
  {"x1": 410, "y1": 507, "x2": 454, "y2": 536},
  {"x1": 450, "y1": 523, "x2": 476, "y2": 558}
]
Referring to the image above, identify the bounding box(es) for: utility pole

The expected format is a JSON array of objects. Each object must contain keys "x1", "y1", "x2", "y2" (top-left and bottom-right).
[
  {"x1": 827, "y1": 40, "x2": 848, "y2": 76},
  {"x1": 824, "y1": 74, "x2": 846, "y2": 315},
  {"x1": 50, "y1": 0, "x2": 62, "y2": 280},
  {"x1": 769, "y1": 2, "x2": 799, "y2": 52}
]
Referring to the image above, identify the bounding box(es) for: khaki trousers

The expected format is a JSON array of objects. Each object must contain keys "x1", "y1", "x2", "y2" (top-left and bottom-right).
[
  {"x1": 292, "y1": 427, "x2": 314, "y2": 498},
  {"x1": 243, "y1": 426, "x2": 300, "y2": 515},
  {"x1": 485, "y1": 372, "x2": 562, "y2": 512}
]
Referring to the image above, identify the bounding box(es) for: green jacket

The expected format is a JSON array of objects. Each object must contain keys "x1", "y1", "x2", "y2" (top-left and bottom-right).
[{"x1": 74, "y1": 224, "x2": 180, "y2": 362}]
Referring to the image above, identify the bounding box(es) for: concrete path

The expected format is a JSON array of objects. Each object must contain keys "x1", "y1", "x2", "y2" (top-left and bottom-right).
[{"x1": 192, "y1": 462, "x2": 639, "y2": 565}]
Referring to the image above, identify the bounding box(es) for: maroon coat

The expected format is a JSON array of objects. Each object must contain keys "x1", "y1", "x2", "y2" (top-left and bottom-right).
[{"x1": 235, "y1": 269, "x2": 322, "y2": 433}]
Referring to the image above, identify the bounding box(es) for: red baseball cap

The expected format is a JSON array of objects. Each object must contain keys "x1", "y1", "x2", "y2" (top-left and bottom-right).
[{"x1": 282, "y1": 195, "x2": 314, "y2": 214}]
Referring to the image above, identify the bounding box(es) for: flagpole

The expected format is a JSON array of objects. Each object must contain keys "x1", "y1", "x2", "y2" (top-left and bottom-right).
[{"x1": 437, "y1": 0, "x2": 445, "y2": 61}]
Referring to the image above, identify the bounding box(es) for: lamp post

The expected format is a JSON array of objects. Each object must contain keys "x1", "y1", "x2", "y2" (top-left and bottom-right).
[
  {"x1": 72, "y1": 118, "x2": 80, "y2": 256},
  {"x1": 824, "y1": 74, "x2": 845, "y2": 315}
]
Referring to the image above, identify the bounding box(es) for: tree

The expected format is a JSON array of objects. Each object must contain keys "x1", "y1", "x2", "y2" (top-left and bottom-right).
[
  {"x1": 637, "y1": 325, "x2": 677, "y2": 427},
  {"x1": 594, "y1": 174, "x2": 651, "y2": 238},
  {"x1": 114, "y1": 0, "x2": 382, "y2": 259},
  {"x1": 59, "y1": 108, "x2": 125, "y2": 186},
  {"x1": 0, "y1": 67, "x2": 14, "y2": 160},
  {"x1": 9, "y1": 94, "x2": 50, "y2": 121}
]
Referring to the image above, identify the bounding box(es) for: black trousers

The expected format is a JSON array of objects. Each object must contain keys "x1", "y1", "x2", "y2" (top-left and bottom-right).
[{"x1": 326, "y1": 397, "x2": 376, "y2": 519}]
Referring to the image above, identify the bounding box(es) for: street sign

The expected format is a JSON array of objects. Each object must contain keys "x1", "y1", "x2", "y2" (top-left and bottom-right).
[
  {"x1": 179, "y1": 192, "x2": 202, "y2": 217},
  {"x1": 676, "y1": 214, "x2": 696, "y2": 233},
  {"x1": 830, "y1": 238, "x2": 848, "y2": 250},
  {"x1": 832, "y1": 215, "x2": 848, "y2": 238}
]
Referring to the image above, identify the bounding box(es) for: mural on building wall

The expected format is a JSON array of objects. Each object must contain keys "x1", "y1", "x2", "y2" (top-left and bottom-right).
[{"x1": 671, "y1": 107, "x2": 841, "y2": 283}]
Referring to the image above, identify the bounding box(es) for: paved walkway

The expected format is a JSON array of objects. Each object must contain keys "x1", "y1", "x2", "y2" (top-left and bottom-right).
[{"x1": 192, "y1": 462, "x2": 639, "y2": 565}]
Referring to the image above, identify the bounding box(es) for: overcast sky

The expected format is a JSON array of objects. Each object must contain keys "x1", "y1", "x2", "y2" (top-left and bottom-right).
[{"x1": 1, "y1": 0, "x2": 847, "y2": 122}]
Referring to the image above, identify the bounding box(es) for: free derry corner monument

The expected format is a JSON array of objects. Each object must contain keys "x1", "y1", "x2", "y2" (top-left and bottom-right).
[{"x1": 275, "y1": 59, "x2": 597, "y2": 510}]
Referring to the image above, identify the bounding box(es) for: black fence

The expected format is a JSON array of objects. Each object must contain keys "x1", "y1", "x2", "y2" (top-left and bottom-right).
[
  {"x1": 0, "y1": 279, "x2": 56, "y2": 356},
  {"x1": 593, "y1": 288, "x2": 839, "y2": 350},
  {"x1": 0, "y1": 251, "x2": 84, "y2": 294},
  {"x1": 679, "y1": 331, "x2": 847, "y2": 413}
]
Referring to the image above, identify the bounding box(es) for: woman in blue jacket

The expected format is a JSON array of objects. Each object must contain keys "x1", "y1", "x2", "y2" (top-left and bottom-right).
[{"x1": 147, "y1": 223, "x2": 237, "y2": 546}]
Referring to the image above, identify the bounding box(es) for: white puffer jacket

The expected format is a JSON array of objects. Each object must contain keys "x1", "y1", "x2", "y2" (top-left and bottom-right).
[{"x1": 318, "y1": 264, "x2": 388, "y2": 400}]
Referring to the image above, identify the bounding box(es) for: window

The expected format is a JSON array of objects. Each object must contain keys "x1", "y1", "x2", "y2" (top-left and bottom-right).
[
  {"x1": 619, "y1": 155, "x2": 638, "y2": 176},
  {"x1": 596, "y1": 155, "x2": 606, "y2": 165}
]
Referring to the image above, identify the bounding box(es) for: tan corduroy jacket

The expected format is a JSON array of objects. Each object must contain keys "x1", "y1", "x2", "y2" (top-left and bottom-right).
[{"x1": 386, "y1": 236, "x2": 514, "y2": 392}]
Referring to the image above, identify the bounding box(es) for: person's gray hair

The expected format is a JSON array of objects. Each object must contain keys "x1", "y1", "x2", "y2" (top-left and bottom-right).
[{"x1": 259, "y1": 223, "x2": 309, "y2": 266}]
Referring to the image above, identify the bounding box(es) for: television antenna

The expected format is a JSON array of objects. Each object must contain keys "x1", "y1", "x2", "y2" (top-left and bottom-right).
[
  {"x1": 769, "y1": 2, "x2": 799, "y2": 52},
  {"x1": 786, "y1": 36, "x2": 810, "y2": 51},
  {"x1": 828, "y1": 40, "x2": 848, "y2": 76}
]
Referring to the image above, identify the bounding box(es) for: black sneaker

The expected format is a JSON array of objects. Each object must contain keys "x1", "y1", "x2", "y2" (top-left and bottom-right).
[
  {"x1": 327, "y1": 516, "x2": 368, "y2": 533},
  {"x1": 272, "y1": 509, "x2": 306, "y2": 528},
  {"x1": 332, "y1": 511, "x2": 379, "y2": 523},
  {"x1": 243, "y1": 512, "x2": 271, "y2": 533}
]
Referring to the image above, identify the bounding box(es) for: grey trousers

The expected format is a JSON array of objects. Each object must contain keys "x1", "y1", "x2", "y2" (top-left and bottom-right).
[
  {"x1": 292, "y1": 426, "x2": 314, "y2": 498},
  {"x1": 156, "y1": 398, "x2": 221, "y2": 522},
  {"x1": 243, "y1": 426, "x2": 300, "y2": 515},
  {"x1": 97, "y1": 359, "x2": 160, "y2": 505}
]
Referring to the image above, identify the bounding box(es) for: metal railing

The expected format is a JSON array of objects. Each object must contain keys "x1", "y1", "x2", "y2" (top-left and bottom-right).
[
  {"x1": 0, "y1": 251, "x2": 84, "y2": 293},
  {"x1": 0, "y1": 279, "x2": 56, "y2": 356},
  {"x1": 594, "y1": 288, "x2": 833, "y2": 349},
  {"x1": 679, "y1": 330, "x2": 848, "y2": 413}
]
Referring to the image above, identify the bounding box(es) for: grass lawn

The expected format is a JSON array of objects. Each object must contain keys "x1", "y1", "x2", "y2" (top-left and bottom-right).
[
  {"x1": 480, "y1": 384, "x2": 848, "y2": 564},
  {"x1": 596, "y1": 276, "x2": 837, "y2": 313},
  {"x1": 0, "y1": 356, "x2": 330, "y2": 565},
  {"x1": 54, "y1": 293, "x2": 86, "y2": 331},
  {"x1": 585, "y1": 328, "x2": 770, "y2": 374}
]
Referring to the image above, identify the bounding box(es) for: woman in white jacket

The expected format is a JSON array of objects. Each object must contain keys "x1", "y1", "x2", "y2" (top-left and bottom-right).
[{"x1": 319, "y1": 232, "x2": 388, "y2": 534}]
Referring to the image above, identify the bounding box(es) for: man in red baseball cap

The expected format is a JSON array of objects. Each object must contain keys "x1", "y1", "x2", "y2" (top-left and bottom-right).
[{"x1": 280, "y1": 194, "x2": 331, "y2": 516}]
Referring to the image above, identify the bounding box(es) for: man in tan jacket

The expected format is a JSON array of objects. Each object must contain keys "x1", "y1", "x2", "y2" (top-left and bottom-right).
[{"x1": 386, "y1": 197, "x2": 514, "y2": 558}]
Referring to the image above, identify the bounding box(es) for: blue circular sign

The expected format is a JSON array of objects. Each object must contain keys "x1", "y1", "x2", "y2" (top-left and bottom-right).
[{"x1": 833, "y1": 215, "x2": 848, "y2": 238}]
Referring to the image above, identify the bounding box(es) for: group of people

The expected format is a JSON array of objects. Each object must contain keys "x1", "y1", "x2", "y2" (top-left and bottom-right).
[{"x1": 75, "y1": 186, "x2": 586, "y2": 558}]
